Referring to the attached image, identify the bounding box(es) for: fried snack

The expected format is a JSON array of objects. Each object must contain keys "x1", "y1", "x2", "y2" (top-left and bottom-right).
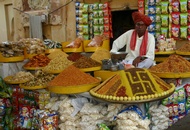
[
  {"x1": 24, "y1": 54, "x2": 50, "y2": 67},
  {"x1": 67, "y1": 52, "x2": 84, "y2": 62},
  {"x1": 21, "y1": 70, "x2": 55, "y2": 87},
  {"x1": 149, "y1": 54, "x2": 190, "y2": 73},
  {"x1": 43, "y1": 55, "x2": 73, "y2": 72},
  {"x1": 47, "y1": 50, "x2": 68, "y2": 60},
  {"x1": 177, "y1": 43, "x2": 190, "y2": 52},
  {"x1": 90, "y1": 48, "x2": 111, "y2": 63},
  {"x1": 73, "y1": 56, "x2": 102, "y2": 68}
]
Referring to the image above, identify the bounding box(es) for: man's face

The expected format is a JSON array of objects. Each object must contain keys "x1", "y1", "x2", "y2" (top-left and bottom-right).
[{"x1": 135, "y1": 21, "x2": 147, "y2": 36}]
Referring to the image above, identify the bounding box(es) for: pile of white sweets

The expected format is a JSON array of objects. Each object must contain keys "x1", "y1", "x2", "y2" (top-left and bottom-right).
[
  {"x1": 149, "y1": 104, "x2": 169, "y2": 130},
  {"x1": 45, "y1": 95, "x2": 129, "y2": 130}
]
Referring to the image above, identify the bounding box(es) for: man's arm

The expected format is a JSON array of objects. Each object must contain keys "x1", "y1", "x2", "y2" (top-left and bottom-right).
[{"x1": 110, "y1": 30, "x2": 132, "y2": 52}]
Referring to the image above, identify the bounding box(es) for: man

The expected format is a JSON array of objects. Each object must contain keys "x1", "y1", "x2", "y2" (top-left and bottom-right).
[{"x1": 110, "y1": 11, "x2": 155, "y2": 69}]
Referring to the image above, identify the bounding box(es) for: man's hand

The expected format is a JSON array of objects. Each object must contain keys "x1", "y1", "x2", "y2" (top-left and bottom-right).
[{"x1": 132, "y1": 56, "x2": 142, "y2": 67}]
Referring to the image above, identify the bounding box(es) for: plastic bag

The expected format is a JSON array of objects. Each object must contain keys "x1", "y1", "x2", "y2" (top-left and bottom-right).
[{"x1": 71, "y1": 97, "x2": 88, "y2": 116}]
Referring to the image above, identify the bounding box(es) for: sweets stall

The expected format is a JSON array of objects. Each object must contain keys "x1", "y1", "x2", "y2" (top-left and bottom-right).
[{"x1": 0, "y1": 37, "x2": 188, "y2": 130}]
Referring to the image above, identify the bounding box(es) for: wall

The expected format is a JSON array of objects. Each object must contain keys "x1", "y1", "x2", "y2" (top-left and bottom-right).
[{"x1": 0, "y1": 0, "x2": 13, "y2": 42}]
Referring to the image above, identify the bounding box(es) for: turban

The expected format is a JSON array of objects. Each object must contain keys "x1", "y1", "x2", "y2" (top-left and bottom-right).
[{"x1": 132, "y1": 12, "x2": 152, "y2": 26}]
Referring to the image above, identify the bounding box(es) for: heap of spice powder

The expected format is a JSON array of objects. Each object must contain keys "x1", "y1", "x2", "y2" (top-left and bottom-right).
[
  {"x1": 48, "y1": 65, "x2": 100, "y2": 86},
  {"x1": 73, "y1": 56, "x2": 102, "y2": 68},
  {"x1": 90, "y1": 48, "x2": 111, "y2": 63},
  {"x1": 67, "y1": 52, "x2": 84, "y2": 62}
]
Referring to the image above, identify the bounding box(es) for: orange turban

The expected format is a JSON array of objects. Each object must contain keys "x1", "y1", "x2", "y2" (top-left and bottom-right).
[{"x1": 132, "y1": 12, "x2": 152, "y2": 26}]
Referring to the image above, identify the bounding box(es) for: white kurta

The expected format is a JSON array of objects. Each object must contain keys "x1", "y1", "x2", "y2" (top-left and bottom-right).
[{"x1": 110, "y1": 29, "x2": 155, "y2": 62}]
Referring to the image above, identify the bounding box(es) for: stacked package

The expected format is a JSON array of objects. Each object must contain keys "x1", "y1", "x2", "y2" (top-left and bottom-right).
[
  {"x1": 12, "y1": 87, "x2": 51, "y2": 129},
  {"x1": 143, "y1": 0, "x2": 161, "y2": 38},
  {"x1": 161, "y1": 86, "x2": 186, "y2": 126},
  {"x1": 75, "y1": 2, "x2": 113, "y2": 40},
  {"x1": 141, "y1": 0, "x2": 190, "y2": 40}
]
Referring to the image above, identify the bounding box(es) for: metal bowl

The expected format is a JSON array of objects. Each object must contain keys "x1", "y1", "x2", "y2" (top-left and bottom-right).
[{"x1": 110, "y1": 52, "x2": 128, "y2": 60}]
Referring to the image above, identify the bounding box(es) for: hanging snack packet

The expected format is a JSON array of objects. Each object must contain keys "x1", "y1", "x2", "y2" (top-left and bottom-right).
[
  {"x1": 148, "y1": 23, "x2": 156, "y2": 32},
  {"x1": 93, "y1": 3, "x2": 99, "y2": 10},
  {"x1": 156, "y1": 0, "x2": 161, "y2": 5},
  {"x1": 156, "y1": 23, "x2": 161, "y2": 31},
  {"x1": 171, "y1": 12, "x2": 180, "y2": 25},
  {"x1": 83, "y1": 25, "x2": 89, "y2": 35},
  {"x1": 161, "y1": 27, "x2": 169, "y2": 38},
  {"x1": 180, "y1": 0, "x2": 187, "y2": 13},
  {"x1": 89, "y1": 4, "x2": 93, "y2": 12},
  {"x1": 161, "y1": 1, "x2": 169, "y2": 14},
  {"x1": 149, "y1": 14, "x2": 156, "y2": 23},
  {"x1": 99, "y1": 3, "x2": 103, "y2": 10},
  {"x1": 171, "y1": 25, "x2": 180, "y2": 39},
  {"x1": 93, "y1": 10, "x2": 99, "y2": 18},
  {"x1": 171, "y1": 0, "x2": 180, "y2": 12},
  {"x1": 99, "y1": 18, "x2": 104, "y2": 25},
  {"x1": 156, "y1": 5, "x2": 161, "y2": 14},
  {"x1": 156, "y1": 14, "x2": 161, "y2": 22},
  {"x1": 82, "y1": 4, "x2": 89, "y2": 14},
  {"x1": 82, "y1": 14, "x2": 88, "y2": 24},
  {"x1": 180, "y1": 26, "x2": 187, "y2": 39},
  {"x1": 161, "y1": 14, "x2": 169, "y2": 27},
  {"x1": 148, "y1": 6, "x2": 156, "y2": 14},
  {"x1": 98, "y1": 10, "x2": 104, "y2": 17},
  {"x1": 180, "y1": 13, "x2": 188, "y2": 26}
]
